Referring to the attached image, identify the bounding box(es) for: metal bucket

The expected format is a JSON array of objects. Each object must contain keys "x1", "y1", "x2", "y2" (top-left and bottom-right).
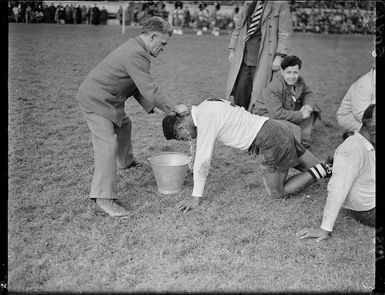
[{"x1": 148, "y1": 152, "x2": 191, "y2": 194}]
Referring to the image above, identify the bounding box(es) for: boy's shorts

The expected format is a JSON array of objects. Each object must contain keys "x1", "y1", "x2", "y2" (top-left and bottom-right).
[{"x1": 249, "y1": 119, "x2": 307, "y2": 173}]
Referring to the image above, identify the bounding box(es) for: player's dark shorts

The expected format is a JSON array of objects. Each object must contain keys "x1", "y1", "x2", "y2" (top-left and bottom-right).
[
  {"x1": 248, "y1": 119, "x2": 307, "y2": 173},
  {"x1": 344, "y1": 207, "x2": 375, "y2": 227}
]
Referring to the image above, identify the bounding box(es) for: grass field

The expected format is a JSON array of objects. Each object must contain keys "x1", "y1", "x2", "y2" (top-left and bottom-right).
[{"x1": 8, "y1": 23, "x2": 375, "y2": 292}]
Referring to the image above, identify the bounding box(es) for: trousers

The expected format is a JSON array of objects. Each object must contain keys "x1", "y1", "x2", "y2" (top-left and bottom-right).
[
  {"x1": 233, "y1": 63, "x2": 256, "y2": 109},
  {"x1": 346, "y1": 207, "x2": 375, "y2": 227},
  {"x1": 82, "y1": 109, "x2": 133, "y2": 199}
]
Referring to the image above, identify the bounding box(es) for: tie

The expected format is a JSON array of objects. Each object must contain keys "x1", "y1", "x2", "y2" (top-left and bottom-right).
[{"x1": 245, "y1": 1, "x2": 264, "y2": 42}]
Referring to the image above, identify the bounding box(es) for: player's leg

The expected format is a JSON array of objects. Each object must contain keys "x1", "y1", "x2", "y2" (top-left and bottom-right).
[
  {"x1": 284, "y1": 149, "x2": 331, "y2": 194},
  {"x1": 262, "y1": 170, "x2": 289, "y2": 198}
]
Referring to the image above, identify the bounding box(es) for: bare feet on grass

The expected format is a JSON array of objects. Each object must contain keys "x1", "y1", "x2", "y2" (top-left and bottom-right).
[{"x1": 95, "y1": 198, "x2": 130, "y2": 217}]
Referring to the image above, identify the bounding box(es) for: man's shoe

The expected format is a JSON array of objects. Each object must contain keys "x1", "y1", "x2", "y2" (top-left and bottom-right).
[
  {"x1": 118, "y1": 154, "x2": 140, "y2": 169},
  {"x1": 95, "y1": 198, "x2": 130, "y2": 217}
]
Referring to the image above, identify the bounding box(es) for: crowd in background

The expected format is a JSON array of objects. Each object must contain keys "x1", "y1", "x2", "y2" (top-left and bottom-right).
[
  {"x1": 8, "y1": 0, "x2": 376, "y2": 35},
  {"x1": 8, "y1": 1, "x2": 109, "y2": 25},
  {"x1": 291, "y1": 0, "x2": 375, "y2": 34}
]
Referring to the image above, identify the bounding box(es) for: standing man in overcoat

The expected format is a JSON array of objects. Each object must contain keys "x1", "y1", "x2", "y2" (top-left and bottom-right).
[{"x1": 225, "y1": 1, "x2": 292, "y2": 112}]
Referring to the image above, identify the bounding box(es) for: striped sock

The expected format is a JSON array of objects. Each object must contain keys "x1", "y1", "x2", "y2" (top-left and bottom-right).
[{"x1": 307, "y1": 164, "x2": 327, "y2": 181}]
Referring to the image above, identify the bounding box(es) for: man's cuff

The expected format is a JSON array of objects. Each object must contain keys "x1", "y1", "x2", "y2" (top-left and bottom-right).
[
  {"x1": 192, "y1": 179, "x2": 206, "y2": 197},
  {"x1": 320, "y1": 221, "x2": 334, "y2": 232}
]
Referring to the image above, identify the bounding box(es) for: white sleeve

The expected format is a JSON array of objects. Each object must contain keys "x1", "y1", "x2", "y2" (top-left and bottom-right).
[
  {"x1": 320, "y1": 148, "x2": 361, "y2": 231},
  {"x1": 192, "y1": 118, "x2": 218, "y2": 197},
  {"x1": 351, "y1": 73, "x2": 374, "y2": 123}
]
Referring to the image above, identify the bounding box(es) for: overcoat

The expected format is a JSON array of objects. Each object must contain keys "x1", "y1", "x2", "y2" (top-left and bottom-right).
[{"x1": 225, "y1": 1, "x2": 292, "y2": 111}]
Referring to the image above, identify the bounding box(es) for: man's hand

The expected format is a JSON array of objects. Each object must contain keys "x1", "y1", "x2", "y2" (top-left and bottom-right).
[
  {"x1": 177, "y1": 196, "x2": 201, "y2": 213},
  {"x1": 228, "y1": 50, "x2": 235, "y2": 63},
  {"x1": 272, "y1": 55, "x2": 283, "y2": 71},
  {"x1": 300, "y1": 108, "x2": 311, "y2": 119},
  {"x1": 301, "y1": 105, "x2": 313, "y2": 113},
  {"x1": 296, "y1": 228, "x2": 331, "y2": 242},
  {"x1": 173, "y1": 104, "x2": 189, "y2": 114}
]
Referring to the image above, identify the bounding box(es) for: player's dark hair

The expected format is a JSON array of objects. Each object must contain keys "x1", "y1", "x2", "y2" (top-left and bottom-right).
[
  {"x1": 362, "y1": 104, "x2": 375, "y2": 125},
  {"x1": 162, "y1": 113, "x2": 184, "y2": 140}
]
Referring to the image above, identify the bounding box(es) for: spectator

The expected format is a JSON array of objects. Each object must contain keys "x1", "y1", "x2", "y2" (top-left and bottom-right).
[
  {"x1": 253, "y1": 55, "x2": 321, "y2": 148},
  {"x1": 336, "y1": 67, "x2": 376, "y2": 135},
  {"x1": 161, "y1": 3, "x2": 170, "y2": 21},
  {"x1": 25, "y1": 5, "x2": 32, "y2": 23},
  {"x1": 117, "y1": 5, "x2": 123, "y2": 25},
  {"x1": 226, "y1": 1, "x2": 292, "y2": 112},
  {"x1": 34, "y1": 7, "x2": 44, "y2": 23},
  {"x1": 123, "y1": 5, "x2": 133, "y2": 26},
  {"x1": 297, "y1": 104, "x2": 375, "y2": 241},
  {"x1": 74, "y1": 5, "x2": 81, "y2": 24},
  {"x1": 172, "y1": 1, "x2": 184, "y2": 35},
  {"x1": 100, "y1": 7, "x2": 108, "y2": 25},
  {"x1": 91, "y1": 4, "x2": 100, "y2": 25},
  {"x1": 19, "y1": 2, "x2": 26, "y2": 23},
  {"x1": 153, "y1": 2, "x2": 168, "y2": 20},
  {"x1": 210, "y1": 3, "x2": 223, "y2": 37},
  {"x1": 194, "y1": 3, "x2": 210, "y2": 36},
  {"x1": 56, "y1": 5, "x2": 65, "y2": 24},
  {"x1": 80, "y1": 4, "x2": 87, "y2": 24},
  {"x1": 8, "y1": 3, "x2": 13, "y2": 23},
  {"x1": 86, "y1": 6, "x2": 92, "y2": 24},
  {"x1": 41, "y1": 3, "x2": 49, "y2": 23},
  {"x1": 47, "y1": 3, "x2": 56, "y2": 23},
  {"x1": 64, "y1": 4, "x2": 73, "y2": 24},
  {"x1": 184, "y1": 6, "x2": 191, "y2": 28},
  {"x1": 12, "y1": 5, "x2": 20, "y2": 23}
]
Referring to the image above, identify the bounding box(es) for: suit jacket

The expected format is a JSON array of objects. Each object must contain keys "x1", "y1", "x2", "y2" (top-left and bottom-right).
[
  {"x1": 76, "y1": 36, "x2": 175, "y2": 127},
  {"x1": 225, "y1": 1, "x2": 292, "y2": 111}
]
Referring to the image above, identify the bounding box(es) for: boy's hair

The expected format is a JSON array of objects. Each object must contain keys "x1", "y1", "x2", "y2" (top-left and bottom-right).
[
  {"x1": 281, "y1": 55, "x2": 302, "y2": 70},
  {"x1": 362, "y1": 104, "x2": 375, "y2": 125},
  {"x1": 142, "y1": 16, "x2": 173, "y2": 36},
  {"x1": 162, "y1": 112, "x2": 184, "y2": 140}
]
